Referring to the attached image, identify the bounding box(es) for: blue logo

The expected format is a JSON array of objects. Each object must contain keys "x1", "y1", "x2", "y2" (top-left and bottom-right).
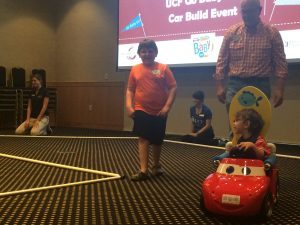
[
  {"x1": 122, "y1": 14, "x2": 143, "y2": 32},
  {"x1": 238, "y1": 91, "x2": 263, "y2": 107},
  {"x1": 193, "y1": 36, "x2": 213, "y2": 58}
]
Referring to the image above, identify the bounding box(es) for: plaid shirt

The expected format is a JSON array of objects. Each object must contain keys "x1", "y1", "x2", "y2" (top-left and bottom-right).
[{"x1": 214, "y1": 21, "x2": 288, "y2": 80}]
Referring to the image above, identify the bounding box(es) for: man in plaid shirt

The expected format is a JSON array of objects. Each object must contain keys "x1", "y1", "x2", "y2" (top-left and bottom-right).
[{"x1": 214, "y1": 0, "x2": 288, "y2": 111}]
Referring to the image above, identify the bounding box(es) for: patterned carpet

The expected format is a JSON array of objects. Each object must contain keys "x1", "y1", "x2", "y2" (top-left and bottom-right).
[{"x1": 0, "y1": 132, "x2": 299, "y2": 224}]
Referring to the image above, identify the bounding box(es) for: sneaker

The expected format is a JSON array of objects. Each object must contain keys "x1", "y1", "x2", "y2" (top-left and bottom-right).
[
  {"x1": 218, "y1": 139, "x2": 228, "y2": 147},
  {"x1": 152, "y1": 165, "x2": 164, "y2": 177},
  {"x1": 131, "y1": 171, "x2": 149, "y2": 181},
  {"x1": 47, "y1": 126, "x2": 53, "y2": 135}
]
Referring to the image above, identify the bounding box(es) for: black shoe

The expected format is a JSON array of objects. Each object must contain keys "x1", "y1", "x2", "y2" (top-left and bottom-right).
[
  {"x1": 47, "y1": 126, "x2": 53, "y2": 135},
  {"x1": 152, "y1": 165, "x2": 164, "y2": 177},
  {"x1": 131, "y1": 171, "x2": 149, "y2": 181},
  {"x1": 218, "y1": 139, "x2": 228, "y2": 147}
]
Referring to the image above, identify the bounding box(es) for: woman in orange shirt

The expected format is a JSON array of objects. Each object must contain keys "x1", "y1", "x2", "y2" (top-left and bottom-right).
[{"x1": 126, "y1": 39, "x2": 177, "y2": 181}]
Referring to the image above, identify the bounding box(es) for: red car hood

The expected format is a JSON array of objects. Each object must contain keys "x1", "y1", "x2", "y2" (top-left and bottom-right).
[
  {"x1": 205, "y1": 173, "x2": 269, "y2": 194},
  {"x1": 202, "y1": 173, "x2": 270, "y2": 216}
]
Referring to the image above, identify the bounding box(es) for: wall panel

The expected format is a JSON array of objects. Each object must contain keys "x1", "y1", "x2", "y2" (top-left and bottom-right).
[{"x1": 49, "y1": 82, "x2": 124, "y2": 130}]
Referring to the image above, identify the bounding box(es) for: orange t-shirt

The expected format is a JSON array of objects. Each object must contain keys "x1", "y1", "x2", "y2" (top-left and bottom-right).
[{"x1": 127, "y1": 62, "x2": 177, "y2": 115}]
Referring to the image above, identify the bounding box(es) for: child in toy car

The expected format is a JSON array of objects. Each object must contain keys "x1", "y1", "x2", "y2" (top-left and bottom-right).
[
  {"x1": 229, "y1": 108, "x2": 270, "y2": 160},
  {"x1": 213, "y1": 109, "x2": 274, "y2": 165},
  {"x1": 201, "y1": 109, "x2": 278, "y2": 219}
]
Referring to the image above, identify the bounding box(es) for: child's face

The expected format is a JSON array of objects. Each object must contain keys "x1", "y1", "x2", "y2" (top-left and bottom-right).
[
  {"x1": 139, "y1": 47, "x2": 157, "y2": 66},
  {"x1": 233, "y1": 117, "x2": 248, "y2": 135}
]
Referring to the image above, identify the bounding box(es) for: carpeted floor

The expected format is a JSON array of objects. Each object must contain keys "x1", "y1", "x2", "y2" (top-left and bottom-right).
[{"x1": 0, "y1": 129, "x2": 299, "y2": 225}]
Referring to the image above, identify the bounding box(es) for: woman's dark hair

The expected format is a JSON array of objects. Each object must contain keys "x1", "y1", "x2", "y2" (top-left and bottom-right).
[
  {"x1": 236, "y1": 108, "x2": 264, "y2": 136},
  {"x1": 137, "y1": 39, "x2": 158, "y2": 55},
  {"x1": 192, "y1": 90, "x2": 204, "y2": 101}
]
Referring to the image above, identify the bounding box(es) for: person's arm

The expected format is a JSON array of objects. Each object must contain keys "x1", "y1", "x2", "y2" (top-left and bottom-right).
[
  {"x1": 126, "y1": 70, "x2": 136, "y2": 118},
  {"x1": 271, "y1": 28, "x2": 288, "y2": 108},
  {"x1": 237, "y1": 141, "x2": 265, "y2": 160},
  {"x1": 157, "y1": 65, "x2": 177, "y2": 117},
  {"x1": 196, "y1": 119, "x2": 212, "y2": 135},
  {"x1": 158, "y1": 85, "x2": 177, "y2": 117},
  {"x1": 272, "y1": 77, "x2": 285, "y2": 108},
  {"x1": 126, "y1": 88, "x2": 135, "y2": 118},
  {"x1": 36, "y1": 97, "x2": 49, "y2": 121},
  {"x1": 26, "y1": 99, "x2": 32, "y2": 121},
  {"x1": 215, "y1": 79, "x2": 226, "y2": 104},
  {"x1": 213, "y1": 31, "x2": 230, "y2": 104},
  {"x1": 190, "y1": 121, "x2": 195, "y2": 133},
  {"x1": 188, "y1": 108, "x2": 196, "y2": 135},
  {"x1": 25, "y1": 99, "x2": 32, "y2": 128}
]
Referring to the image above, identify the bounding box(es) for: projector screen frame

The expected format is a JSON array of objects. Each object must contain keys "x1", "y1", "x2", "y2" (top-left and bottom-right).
[{"x1": 117, "y1": 0, "x2": 300, "y2": 71}]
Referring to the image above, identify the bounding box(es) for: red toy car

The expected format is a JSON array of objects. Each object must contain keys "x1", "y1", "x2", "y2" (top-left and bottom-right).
[{"x1": 200, "y1": 157, "x2": 279, "y2": 219}]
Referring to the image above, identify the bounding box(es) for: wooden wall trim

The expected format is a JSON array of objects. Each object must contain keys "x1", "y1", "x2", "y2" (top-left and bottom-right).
[{"x1": 48, "y1": 81, "x2": 124, "y2": 87}]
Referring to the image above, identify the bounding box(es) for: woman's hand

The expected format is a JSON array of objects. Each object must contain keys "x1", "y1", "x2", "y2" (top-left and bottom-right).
[
  {"x1": 25, "y1": 120, "x2": 30, "y2": 129},
  {"x1": 189, "y1": 132, "x2": 198, "y2": 137}
]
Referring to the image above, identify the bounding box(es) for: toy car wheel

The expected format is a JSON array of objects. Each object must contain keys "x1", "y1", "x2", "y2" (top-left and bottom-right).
[{"x1": 260, "y1": 193, "x2": 273, "y2": 219}]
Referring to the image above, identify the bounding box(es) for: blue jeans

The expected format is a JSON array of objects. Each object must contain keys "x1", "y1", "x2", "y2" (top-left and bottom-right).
[
  {"x1": 225, "y1": 77, "x2": 271, "y2": 112},
  {"x1": 225, "y1": 77, "x2": 271, "y2": 139}
]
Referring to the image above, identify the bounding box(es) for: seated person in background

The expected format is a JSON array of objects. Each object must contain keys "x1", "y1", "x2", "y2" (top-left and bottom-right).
[
  {"x1": 229, "y1": 108, "x2": 270, "y2": 160},
  {"x1": 182, "y1": 90, "x2": 215, "y2": 145},
  {"x1": 15, "y1": 73, "x2": 51, "y2": 135}
]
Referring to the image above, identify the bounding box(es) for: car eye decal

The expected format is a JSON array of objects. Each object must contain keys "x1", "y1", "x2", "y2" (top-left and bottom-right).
[
  {"x1": 241, "y1": 167, "x2": 251, "y2": 175},
  {"x1": 226, "y1": 166, "x2": 235, "y2": 174},
  {"x1": 218, "y1": 163, "x2": 265, "y2": 176}
]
